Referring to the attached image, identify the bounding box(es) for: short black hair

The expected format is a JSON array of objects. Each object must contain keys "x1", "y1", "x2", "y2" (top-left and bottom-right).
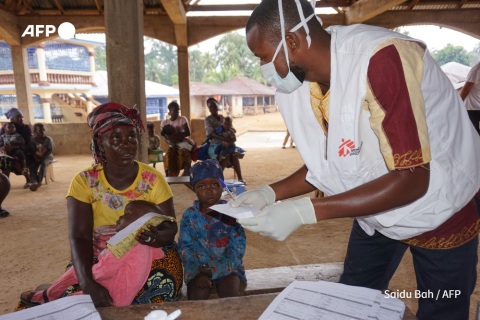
[
  {"x1": 33, "y1": 123, "x2": 44, "y2": 131},
  {"x1": 246, "y1": 0, "x2": 315, "y2": 45},
  {"x1": 206, "y1": 97, "x2": 218, "y2": 106},
  {"x1": 3, "y1": 122, "x2": 14, "y2": 130},
  {"x1": 147, "y1": 123, "x2": 155, "y2": 130},
  {"x1": 168, "y1": 101, "x2": 180, "y2": 111},
  {"x1": 224, "y1": 116, "x2": 232, "y2": 122}
]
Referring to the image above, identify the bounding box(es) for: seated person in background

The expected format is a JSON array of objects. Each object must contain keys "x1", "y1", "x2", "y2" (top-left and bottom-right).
[
  {"x1": 0, "y1": 173, "x2": 10, "y2": 218},
  {"x1": 19, "y1": 200, "x2": 171, "y2": 307},
  {"x1": 147, "y1": 123, "x2": 161, "y2": 153},
  {"x1": 161, "y1": 124, "x2": 198, "y2": 160},
  {"x1": 214, "y1": 117, "x2": 237, "y2": 168},
  {"x1": 29, "y1": 123, "x2": 55, "y2": 192},
  {"x1": 178, "y1": 159, "x2": 246, "y2": 300},
  {"x1": 0, "y1": 108, "x2": 33, "y2": 188},
  {"x1": 147, "y1": 123, "x2": 162, "y2": 168},
  {"x1": 0, "y1": 122, "x2": 28, "y2": 179},
  {"x1": 161, "y1": 101, "x2": 193, "y2": 177}
]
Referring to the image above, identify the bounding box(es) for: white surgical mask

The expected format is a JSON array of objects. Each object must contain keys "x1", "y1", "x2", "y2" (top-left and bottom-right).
[{"x1": 261, "y1": 0, "x2": 323, "y2": 94}]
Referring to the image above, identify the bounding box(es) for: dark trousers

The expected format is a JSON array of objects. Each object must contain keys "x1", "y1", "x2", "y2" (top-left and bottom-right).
[
  {"x1": 9, "y1": 148, "x2": 25, "y2": 161},
  {"x1": 339, "y1": 219, "x2": 478, "y2": 320},
  {"x1": 467, "y1": 110, "x2": 480, "y2": 136},
  {"x1": 29, "y1": 158, "x2": 50, "y2": 184}
]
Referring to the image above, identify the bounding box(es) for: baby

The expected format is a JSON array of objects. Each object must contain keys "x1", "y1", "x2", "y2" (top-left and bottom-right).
[
  {"x1": 178, "y1": 159, "x2": 247, "y2": 300},
  {"x1": 19, "y1": 200, "x2": 172, "y2": 307},
  {"x1": 161, "y1": 124, "x2": 196, "y2": 153}
]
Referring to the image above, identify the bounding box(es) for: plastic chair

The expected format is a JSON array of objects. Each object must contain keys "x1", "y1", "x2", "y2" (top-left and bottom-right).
[{"x1": 149, "y1": 149, "x2": 165, "y2": 168}]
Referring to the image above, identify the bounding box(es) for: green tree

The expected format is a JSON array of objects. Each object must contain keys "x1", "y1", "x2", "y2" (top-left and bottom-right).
[
  {"x1": 215, "y1": 32, "x2": 258, "y2": 77},
  {"x1": 432, "y1": 43, "x2": 474, "y2": 66},
  {"x1": 203, "y1": 65, "x2": 243, "y2": 85},
  {"x1": 94, "y1": 46, "x2": 107, "y2": 71},
  {"x1": 144, "y1": 38, "x2": 178, "y2": 86},
  {"x1": 201, "y1": 52, "x2": 217, "y2": 73},
  {"x1": 188, "y1": 49, "x2": 204, "y2": 82},
  {"x1": 393, "y1": 27, "x2": 410, "y2": 37},
  {"x1": 145, "y1": 60, "x2": 164, "y2": 83}
]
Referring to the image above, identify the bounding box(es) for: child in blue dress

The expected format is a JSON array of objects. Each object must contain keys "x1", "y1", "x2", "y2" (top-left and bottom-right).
[{"x1": 178, "y1": 159, "x2": 246, "y2": 300}]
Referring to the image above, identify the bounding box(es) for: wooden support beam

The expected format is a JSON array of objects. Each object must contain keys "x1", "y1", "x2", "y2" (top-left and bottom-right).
[
  {"x1": 22, "y1": 0, "x2": 35, "y2": 14},
  {"x1": 457, "y1": 0, "x2": 469, "y2": 8},
  {"x1": 0, "y1": 9, "x2": 21, "y2": 46},
  {"x1": 160, "y1": 0, "x2": 186, "y2": 24},
  {"x1": 365, "y1": 9, "x2": 480, "y2": 40},
  {"x1": 174, "y1": 23, "x2": 188, "y2": 47},
  {"x1": 186, "y1": 1, "x2": 351, "y2": 11},
  {"x1": 20, "y1": 9, "x2": 100, "y2": 15},
  {"x1": 407, "y1": 0, "x2": 420, "y2": 10},
  {"x1": 94, "y1": 0, "x2": 103, "y2": 14},
  {"x1": 345, "y1": 0, "x2": 407, "y2": 24},
  {"x1": 54, "y1": 0, "x2": 65, "y2": 14}
]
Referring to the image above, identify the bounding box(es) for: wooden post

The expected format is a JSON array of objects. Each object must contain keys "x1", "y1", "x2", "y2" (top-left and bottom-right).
[
  {"x1": 104, "y1": 0, "x2": 147, "y2": 162},
  {"x1": 10, "y1": 46, "x2": 35, "y2": 125}
]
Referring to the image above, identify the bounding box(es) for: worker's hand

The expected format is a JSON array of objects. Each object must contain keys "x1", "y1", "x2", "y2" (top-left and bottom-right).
[
  {"x1": 238, "y1": 197, "x2": 316, "y2": 241},
  {"x1": 228, "y1": 185, "x2": 276, "y2": 210},
  {"x1": 82, "y1": 279, "x2": 115, "y2": 307},
  {"x1": 194, "y1": 273, "x2": 212, "y2": 289}
]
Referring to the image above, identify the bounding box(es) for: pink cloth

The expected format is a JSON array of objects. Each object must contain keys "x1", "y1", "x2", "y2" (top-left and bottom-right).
[{"x1": 46, "y1": 245, "x2": 164, "y2": 306}]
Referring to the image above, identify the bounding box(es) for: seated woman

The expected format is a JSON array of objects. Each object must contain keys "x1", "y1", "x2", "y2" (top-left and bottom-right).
[
  {"x1": 19, "y1": 200, "x2": 173, "y2": 307},
  {"x1": 161, "y1": 102, "x2": 193, "y2": 177},
  {"x1": 205, "y1": 98, "x2": 245, "y2": 184},
  {"x1": 0, "y1": 108, "x2": 33, "y2": 188},
  {"x1": 0, "y1": 173, "x2": 10, "y2": 218},
  {"x1": 15, "y1": 102, "x2": 183, "y2": 310},
  {"x1": 29, "y1": 123, "x2": 55, "y2": 191}
]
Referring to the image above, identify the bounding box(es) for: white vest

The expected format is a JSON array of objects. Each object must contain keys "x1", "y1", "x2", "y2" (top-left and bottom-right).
[{"x1": 276, "y1": 24, "x2": 480, "y2": 240}]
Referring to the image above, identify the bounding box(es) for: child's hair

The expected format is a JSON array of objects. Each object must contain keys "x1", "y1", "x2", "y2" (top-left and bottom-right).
[
  {"x1": 147, "y1": 123, "x2": 155, "y2": 130},
  {"x1": 224, "y1": 117, "x2": 232, "y2": 123},
  {"x1": 33, "y1": 123, "x2": 45, "y2": 131},
  {"x1": 189, "y1": 159, "x2": 224, "y2": 188}
]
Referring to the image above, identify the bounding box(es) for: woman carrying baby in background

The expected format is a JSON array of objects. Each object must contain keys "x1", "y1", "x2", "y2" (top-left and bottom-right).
[{"x1": 160, "y1": 101, "x2": 194, "y2": 177}]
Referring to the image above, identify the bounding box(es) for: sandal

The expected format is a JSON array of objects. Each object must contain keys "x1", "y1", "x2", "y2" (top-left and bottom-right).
[
  {"x1": 20, "y1": 290, "x2": 49, "y2": 307},
  {"x1": 23, "y1": 183, "x2": 31, "y2": 189},
  {"x1": 0, "y1": 208, "x2": 9, "y2": 218}
]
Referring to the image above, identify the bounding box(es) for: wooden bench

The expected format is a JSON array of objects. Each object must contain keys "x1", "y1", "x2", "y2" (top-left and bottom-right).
[
  {"x1": 98, "y1": 292, "x2": 418, "y2": 320},
  {"x1": 165, "y1": 176, "x2": 193, "y2": 191}
]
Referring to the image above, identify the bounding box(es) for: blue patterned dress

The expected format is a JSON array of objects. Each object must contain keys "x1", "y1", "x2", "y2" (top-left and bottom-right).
[{"x1": 178, "y1": 200, "x2": 247, "y2": 285}]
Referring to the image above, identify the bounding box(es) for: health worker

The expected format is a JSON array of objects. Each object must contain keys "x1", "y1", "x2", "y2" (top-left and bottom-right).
[{"x1": 232, "y1": 0, "x2": 480, "y2": 319}]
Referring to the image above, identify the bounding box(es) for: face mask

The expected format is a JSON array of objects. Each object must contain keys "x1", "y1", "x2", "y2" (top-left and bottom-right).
[{"x1": 261, "y1": 0, "x2": 323, "y2": 94}]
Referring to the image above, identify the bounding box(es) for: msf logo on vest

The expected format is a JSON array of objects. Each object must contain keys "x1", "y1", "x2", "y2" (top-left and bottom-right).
[
  {"x1": 21, "y1": 22, "x2": 76, "y2": 40},
  {"x1": 338, "y1": 139, "x2": 363, "y2": 157}
]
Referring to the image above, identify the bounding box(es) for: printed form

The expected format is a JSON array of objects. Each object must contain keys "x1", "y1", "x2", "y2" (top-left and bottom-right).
[
  {"x1": 107, "y1": 212, "x2": 175, "y2": 258},
  {"x1": 209, "y1": 204, "x2": 260, "y2": 219},
  {"x1": 259, "y1": 281, "x2": 405, "y2": 320},
  {"x1": 0, "y1": 295, "x2": 100, "y2": 320}
]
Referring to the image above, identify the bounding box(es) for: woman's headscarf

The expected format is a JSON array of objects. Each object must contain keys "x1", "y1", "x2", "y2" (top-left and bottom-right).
[
  {"x1": 4, "y1": 108, "x2": 22, "y2": 120},
  {"x1": 87, "y1": 102, "x2": 144, "y2": 165},
  {"x1": 190, "y1": 159, "x2": 224, "y2": 188}
]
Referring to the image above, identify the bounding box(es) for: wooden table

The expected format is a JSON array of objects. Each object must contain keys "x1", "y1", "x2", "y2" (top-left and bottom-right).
[
  {"x1": 165, "y1": 176, "x2": 193, "y2": 191},
  {"x1": 98, "y1": 293, "x2": 418, "y2": 320}
]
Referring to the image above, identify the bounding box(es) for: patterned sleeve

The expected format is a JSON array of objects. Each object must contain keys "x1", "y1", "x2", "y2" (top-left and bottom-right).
[
  {"x1": 66, "y1": 170, "x2": 92, "y2": 203},
  {"x1": 178, "y1": 209, "x2": 203, "y2": 284},
  {"x1": 154, "y1": 135, "x2": 161, "y2": 150},
  {"x1": 204, "y1": 116, "x2": 215, "y2": 137},
  {"x1": 209, "y1": 222, "x2": 246, "y2": 281},
  {"x1": 366, "y1": 39, "x2": 431, "y2": 170},
  {"x1": 14, "y1": 134, "x2": 25, "y2": 146}
]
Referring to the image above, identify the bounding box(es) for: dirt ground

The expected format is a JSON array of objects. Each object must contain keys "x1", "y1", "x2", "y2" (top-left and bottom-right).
[{"x1": 0, "y1": 112, "x2": 479, "y2": 319}]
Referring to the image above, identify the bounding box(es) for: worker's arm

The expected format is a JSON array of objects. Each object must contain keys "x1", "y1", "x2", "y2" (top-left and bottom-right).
[{"x1": 460, "y1": 82, "x2": 475, "y2": 101}]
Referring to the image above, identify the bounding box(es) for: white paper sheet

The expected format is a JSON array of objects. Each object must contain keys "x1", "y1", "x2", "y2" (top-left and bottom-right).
[
  {"x1": 259, "y1": 281, "x2": 405, "y2": 320},
  {"x1": 209, "y1": 204, "x2": 260, "y2": 219},
  {"x1": 0, "y1": 295, "x2": 101, "y2": 320}
]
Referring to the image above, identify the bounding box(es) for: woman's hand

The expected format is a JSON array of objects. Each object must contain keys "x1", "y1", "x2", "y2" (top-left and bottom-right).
[
  {"x1": 82, "y1": 280, "x2": 115, "y2": 307},
  {"x1": 194, "y1": 273, "x2": 212, "y2": 289},
  {"x1": 136, "y1": 221, "x2": 177, "y2": 248},
  {"x1": 198, "y1": 265, "x2": 213, "y2": 278}
]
